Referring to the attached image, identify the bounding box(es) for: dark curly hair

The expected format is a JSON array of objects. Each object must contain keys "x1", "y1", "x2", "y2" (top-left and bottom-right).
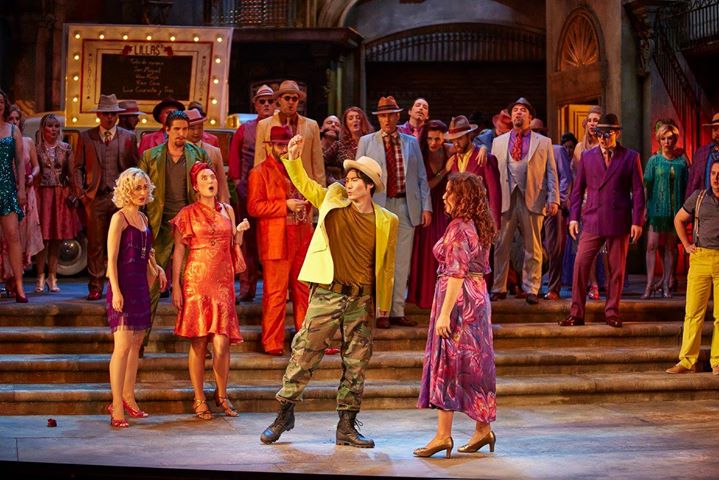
[{"x1": 445, "y1": 172, "x2": 496, "y2": 247}]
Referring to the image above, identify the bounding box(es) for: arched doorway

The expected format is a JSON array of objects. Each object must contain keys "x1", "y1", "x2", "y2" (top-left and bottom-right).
[
  {"x1": 364, "y1": 23, "x2": 546, "y2": 125},
  {"x1": 549, "y1": 7, "x2": 606, "y2": 142}
]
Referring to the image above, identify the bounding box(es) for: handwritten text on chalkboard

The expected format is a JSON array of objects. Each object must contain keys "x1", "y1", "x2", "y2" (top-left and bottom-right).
[{"x1": 101, "y1": 54, "x2": 193, "y2": 100}]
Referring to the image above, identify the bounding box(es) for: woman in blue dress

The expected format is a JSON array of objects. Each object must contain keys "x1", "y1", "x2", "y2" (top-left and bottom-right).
[{"x1": 0, "y1": 89, "x2": 28, "y2": 302}]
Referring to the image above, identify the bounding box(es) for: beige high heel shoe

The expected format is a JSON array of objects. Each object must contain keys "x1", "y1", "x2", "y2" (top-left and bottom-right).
[
  {"x1": 35, "y1": 274, "x2": 46, "y2": 293},
  {"x1": 413, "y1": 437, "x2": 454, "y2": 458},
  {"x1": 47, "y1": 274, "x2": 60, "y2": 293}
]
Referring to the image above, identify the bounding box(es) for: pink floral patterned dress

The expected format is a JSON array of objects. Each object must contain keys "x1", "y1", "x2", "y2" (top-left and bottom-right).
[{"x1": 417, "y1": 218, "x2": 496, "y2": 423}]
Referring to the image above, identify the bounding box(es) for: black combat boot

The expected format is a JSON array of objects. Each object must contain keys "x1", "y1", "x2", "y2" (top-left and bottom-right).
[
  {"x1": 260, "y1": 401, "x2": 295, "y2": 444},
  {"x1": 336, "y1": 410, "x2": 375, "y2": 448}
]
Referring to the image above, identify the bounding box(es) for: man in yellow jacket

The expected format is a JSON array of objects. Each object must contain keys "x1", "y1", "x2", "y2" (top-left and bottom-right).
[{"x1": 260, "y1": 135, "x2": 398, "y2": 449}]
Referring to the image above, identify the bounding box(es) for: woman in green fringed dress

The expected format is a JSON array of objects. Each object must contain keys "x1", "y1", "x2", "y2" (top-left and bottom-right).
[{"x1": 642, "y1": 121, "x2": 688, "y2": 298}]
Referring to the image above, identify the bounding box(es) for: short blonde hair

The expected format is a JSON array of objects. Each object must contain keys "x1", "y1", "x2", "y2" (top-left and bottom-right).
[
  {"x1": 112, "y1": 168, "x2": 155, "y2": 208},
  {"x1": 656, "y1": 122, "x2": 679, "y2": 142}
]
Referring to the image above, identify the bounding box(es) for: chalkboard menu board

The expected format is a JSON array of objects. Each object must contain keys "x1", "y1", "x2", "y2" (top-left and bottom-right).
[{"x1": 100, "y1": 54, "x2": 193, "y2": 100}]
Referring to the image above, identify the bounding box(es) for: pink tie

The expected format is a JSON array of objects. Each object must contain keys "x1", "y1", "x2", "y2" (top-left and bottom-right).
[{"x1": 603, "y1": 150, "x2": 611, "y2": 168}]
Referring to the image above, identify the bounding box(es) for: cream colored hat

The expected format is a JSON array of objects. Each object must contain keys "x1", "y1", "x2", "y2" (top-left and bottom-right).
[{"x1": 343, "y1": 156, "x2": 385, "y2": 193}]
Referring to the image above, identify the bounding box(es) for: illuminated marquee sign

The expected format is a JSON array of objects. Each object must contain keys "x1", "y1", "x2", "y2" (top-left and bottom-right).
[{"x1": 64, "y1": 24, "x2": 232, "y2": 128}]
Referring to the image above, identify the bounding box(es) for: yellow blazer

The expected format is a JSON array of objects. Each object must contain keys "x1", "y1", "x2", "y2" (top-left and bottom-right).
[{"x1": 282, "y1": 157, "x2": 399, "y2": 313}]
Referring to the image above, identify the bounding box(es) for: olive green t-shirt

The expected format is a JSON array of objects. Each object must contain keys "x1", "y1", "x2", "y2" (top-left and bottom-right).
[{"x1": 325, "y1": 204, "x2": 375, "y2": 286}]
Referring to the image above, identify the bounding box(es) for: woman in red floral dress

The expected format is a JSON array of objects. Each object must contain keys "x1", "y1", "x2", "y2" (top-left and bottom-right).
[{"x1": 171, "y1": 162, "x2": 250, "y2": 420}]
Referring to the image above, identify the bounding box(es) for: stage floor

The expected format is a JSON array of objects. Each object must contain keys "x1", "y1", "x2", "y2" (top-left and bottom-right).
[{"x1": 2, "y1": 400, "x2": 719, "y2": 479}]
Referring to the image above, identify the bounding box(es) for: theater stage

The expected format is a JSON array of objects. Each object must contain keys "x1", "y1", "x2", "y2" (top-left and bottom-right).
[{"x1": 2, "y1": 400, "x2": 719, "y2": 479}]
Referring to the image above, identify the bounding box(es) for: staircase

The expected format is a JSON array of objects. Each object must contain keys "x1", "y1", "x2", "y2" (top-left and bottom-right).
[{"x1": 1, "y1": 291, "x2": 717, "y2": 415}]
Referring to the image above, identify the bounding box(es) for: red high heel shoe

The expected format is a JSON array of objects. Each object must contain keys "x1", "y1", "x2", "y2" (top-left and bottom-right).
[
  {"x1": 107, "y1": 404, "x2": 129, "y2": 428},
  {"x1": 123, "y1": 400, "x2": 149, "y2": 418}
]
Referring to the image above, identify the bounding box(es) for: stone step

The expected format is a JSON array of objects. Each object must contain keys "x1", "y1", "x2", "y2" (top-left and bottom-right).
[
  {"x1": 0, "y1": 322, "x2": 710, "y2": 355},
  {"x1": 0, "y1": 298, "x2": 701, "y2": 327},
  {"x1": 0, "y1": 344, "x2": 709, "y2": 384},
  {"x1": 2, "y1": 372, "x2": 718, "y2": 414}
]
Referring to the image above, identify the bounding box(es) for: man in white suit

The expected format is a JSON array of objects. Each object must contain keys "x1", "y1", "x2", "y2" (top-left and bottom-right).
[
  {"x1": 490, "y1": 98, "x2": 559, "y2": 304},
  {"x1": 356, "y1": 96, "x2": 432, "y2": 328}
]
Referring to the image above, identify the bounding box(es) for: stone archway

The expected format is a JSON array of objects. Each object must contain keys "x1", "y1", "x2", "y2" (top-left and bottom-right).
[{"x1": 364, "y1": 22, "x2": 546, "y2": 125}]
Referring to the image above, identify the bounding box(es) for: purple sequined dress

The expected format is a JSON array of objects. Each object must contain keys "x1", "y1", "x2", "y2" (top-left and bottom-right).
[
  {"x1": 107, "y1": 220, "x2": 152, "y2": 332},
  {"x1": 417, "y1": 218, "x2": 496, "y2": 423}
]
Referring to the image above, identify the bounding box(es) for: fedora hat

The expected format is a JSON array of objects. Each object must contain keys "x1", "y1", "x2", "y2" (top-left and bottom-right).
[
  {"x1": 343, "y1": 156, "x2": 385, "y2": 193},
  {"x1": 492, "y1": 109, "x2": 512, "y2": 133},
  {"x1": 152, "y1": 98, "x2": 185, "y2": 123},
  {"x1": 264, "y1": 125, "x2": 293, "y2": 145},
  {"x1": 371, "y1": 96, "x2": 403, "y2": 115},
  {"x1": 252, "y1": 84, "x2": 275, "y2": 103},
  {"x1": 274, "y1": 80, "x2": 306, "y2": 101},
  {"x1": 596, "y1": 113, "x2": 622, "y2": 130},
  {"x1": 508, "y1": 97, "x2": 536, "y2": 117},
  {"x1": 91, "y1": 94, "x2": 125, "y2": 113},
  {"x1": 702, "y1": 112, "x2": 719, "y2": 127},
  {"x1": 117, "y1": 100, "x2": 146, "y2": 116},
  {"x1": 185, "y1": 108, "x2": 206, "y2": 126},
  {"x1": 445, "y1": 115, "x2": 479, "y2": 141}
]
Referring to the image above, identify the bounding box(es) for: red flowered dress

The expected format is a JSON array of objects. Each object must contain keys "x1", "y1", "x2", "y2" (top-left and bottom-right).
[
  {"x1": 417, "y1": 218, "x2": 496, "y2": 423},
  {"x1": 170, "y1": 202, "x2": 243, "y2": 343}
]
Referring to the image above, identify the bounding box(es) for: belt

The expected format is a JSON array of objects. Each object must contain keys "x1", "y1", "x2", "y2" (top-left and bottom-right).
[
  {"x1": 388, "y1": 192, "x2": 406, "y2": 198},
  {"x1": 439, "y1": 272, "x2": 484, "y2": 279},
  {"x1": 316, "y1": 282, "x2": 373, "y2": 297}
]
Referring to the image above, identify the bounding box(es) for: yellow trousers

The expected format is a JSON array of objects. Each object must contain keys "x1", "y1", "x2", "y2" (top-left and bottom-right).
[{"x1": 679, "y1": 247, "x2": 719, "y2": 369}]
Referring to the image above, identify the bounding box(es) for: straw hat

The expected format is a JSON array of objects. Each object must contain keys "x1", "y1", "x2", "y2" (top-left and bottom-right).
[{"x1": 343, "y1": 156, "x2": 385, "y2": 193}]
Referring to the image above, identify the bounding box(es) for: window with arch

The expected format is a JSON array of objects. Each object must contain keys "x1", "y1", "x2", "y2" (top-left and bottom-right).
[{"x1": 558, "y1": 12, "x2": 600, "y2": 71}]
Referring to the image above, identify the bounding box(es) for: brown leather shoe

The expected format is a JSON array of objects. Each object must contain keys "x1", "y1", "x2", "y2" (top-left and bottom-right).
[
  {"x1": 490, "y1": 292, "x2": 507, "y2": 301},
  {"x1": 543, "y1": 291, "x2": 560, "y2": 300},
  {"x1": 559, "y1": 315, "x2": 584, "y2": 326},
  {"x1": 389, "y1": 316, "x2": 418, "y2": 327},
  {"x1": 86, "y1": 290, "x2": 102, "y2": 301},
  {"x1": 605, "y1": 316, "x2": 622, "y2": 328},
  {"x1": 666, "y1": 363, "x2": 696, "y2": 374},
  {"x1": 526, "y1": 294, "x2": 539, "y2": 305},
  {"x1": 376, "y1": 317, "x2": 391, "y2": 329},
  {"x1": 515, "y1": 290, "x2": 528, "y2": 299}
]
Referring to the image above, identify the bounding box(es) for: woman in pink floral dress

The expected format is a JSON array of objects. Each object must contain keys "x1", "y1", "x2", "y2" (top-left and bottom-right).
[{"x1": 415, "y1": 172, "x2": 497, "y2": 459}]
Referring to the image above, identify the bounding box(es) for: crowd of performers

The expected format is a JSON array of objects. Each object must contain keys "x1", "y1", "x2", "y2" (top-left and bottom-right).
[{"x1": 1, "y1": 83, "x2": 719, "y2": 456}]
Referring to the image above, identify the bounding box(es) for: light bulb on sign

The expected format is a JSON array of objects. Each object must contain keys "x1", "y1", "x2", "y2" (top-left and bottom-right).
[
  {"x1": 122, "y1": 34, "x2": 128, "y2": 40},
  {"x1": 95, "y1": 118, "x2": 100, "y2": 123},
  {"x1": 170, "y1": 35, "x2": 176, "y2": 41},
  {"x1": 211, "y1": 98, "x2": 218, "y2": 105},
  {"x1": 72, "y1": 75, "x2": 79, "y2": 81},
  {"x1": 141, "y1": 118, "x2": 147, "y2": 124},
  {"x1": 193, "y1": 35, "x2": 199, "y2": 42},
  {"x1": 72, "y1": 117, "x2": 78, "y2": 123},
  {"x1": 213, "y1": 78, "x2": 219, "y2": 85},
  {"x1": 74, "y1": 32, "x2": 80, "y2": 39},
  {"x1": 72, "y1": 96, "x2": 78, "y2": 103},
  {"x1": 210, "y1": 119, "x2": 217, "y2": 126},
  {"x1": 215, "y1": 57, "x2": 221, "y2": 64},
  {"x1": 146, "y1": 34, "x2": 152, "y2": 41},
  {"x1": 73, "y1": 54, "x2": 80, "y2": 61},
  {"x1": 216, "y1": 36, "x2": 223, "y2": 43},
  {"x1": 98, "y1": 33, "x2": 105, "y2": 40}
]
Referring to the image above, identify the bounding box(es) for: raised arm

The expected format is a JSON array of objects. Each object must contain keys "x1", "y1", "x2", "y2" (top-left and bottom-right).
[{"x1": 281, "y1": 135, "x2": 328, "y2": 209}]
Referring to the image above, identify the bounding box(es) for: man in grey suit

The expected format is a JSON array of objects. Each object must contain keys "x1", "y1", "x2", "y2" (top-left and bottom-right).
[
  {"x1": 490, "y1": 98, "x2": 559, "y2": 305},
  {"x1": 356, "y1": 96, "x2": 431, "y2": 328}
]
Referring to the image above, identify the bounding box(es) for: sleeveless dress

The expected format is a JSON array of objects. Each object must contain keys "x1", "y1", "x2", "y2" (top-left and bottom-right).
[
  {"x1": 417, "y1": 218, "x2": 496, "y2": 423},
  {"x1": 106, "y1": 213, "x2": 152, "y2": 332},
  {"x1": 171, "y1": 202, "x2": 242, "y2": 344},
  {"x1": 0, "y1": 126, "x2": 24, "y2": 221}
]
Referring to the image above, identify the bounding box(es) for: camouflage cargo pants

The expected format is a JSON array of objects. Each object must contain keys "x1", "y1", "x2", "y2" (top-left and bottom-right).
[{"x1": 276, "y1": 285, "x2": 374, "y2": 411}]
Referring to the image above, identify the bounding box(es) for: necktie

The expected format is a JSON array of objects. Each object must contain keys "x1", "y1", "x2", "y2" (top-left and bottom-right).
[
  {"x1": 603, "y1": 149, "x2": 612, "y2": 168},
  {"x1": 384, "y1": 134, "x2": 398, "y2": 198},
  {"x1": 104, "y1": 131, "x2": 111, "y2": 145},
  {"x1": 511, "y1": 130, "x2": 523, "y2": 161}
]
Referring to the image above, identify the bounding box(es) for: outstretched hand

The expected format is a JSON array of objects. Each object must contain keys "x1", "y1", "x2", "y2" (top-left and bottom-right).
[{"x1": 288, "y1": 135, "x2": 304, "y2": 160}]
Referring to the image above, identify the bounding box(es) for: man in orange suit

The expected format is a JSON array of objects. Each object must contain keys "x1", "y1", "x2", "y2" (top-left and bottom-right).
[{"x1": 247, "y1": 126, "x2": 313, "y2": 355}]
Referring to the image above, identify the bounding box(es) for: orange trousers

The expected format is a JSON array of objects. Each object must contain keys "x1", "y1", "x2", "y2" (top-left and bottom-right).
[{"x1": 261, "y1": 223, "x2": 312, "y2": 352}]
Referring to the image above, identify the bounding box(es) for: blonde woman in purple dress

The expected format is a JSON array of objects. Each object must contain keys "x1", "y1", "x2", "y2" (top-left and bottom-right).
[
  {"x1": 106, "y1": 168, "x2": 167, "y2": 427},
  {"x1": 415, "y1": 172, "x2": 497, "y2": 458}
]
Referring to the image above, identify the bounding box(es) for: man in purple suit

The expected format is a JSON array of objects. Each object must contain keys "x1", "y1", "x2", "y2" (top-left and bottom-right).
[
  {"x1": 686, "y1": 112, "x2": 719, "y2": 199},
  {"x1": 561, "y1": 114, "x2": 645, "y2": 328}
]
